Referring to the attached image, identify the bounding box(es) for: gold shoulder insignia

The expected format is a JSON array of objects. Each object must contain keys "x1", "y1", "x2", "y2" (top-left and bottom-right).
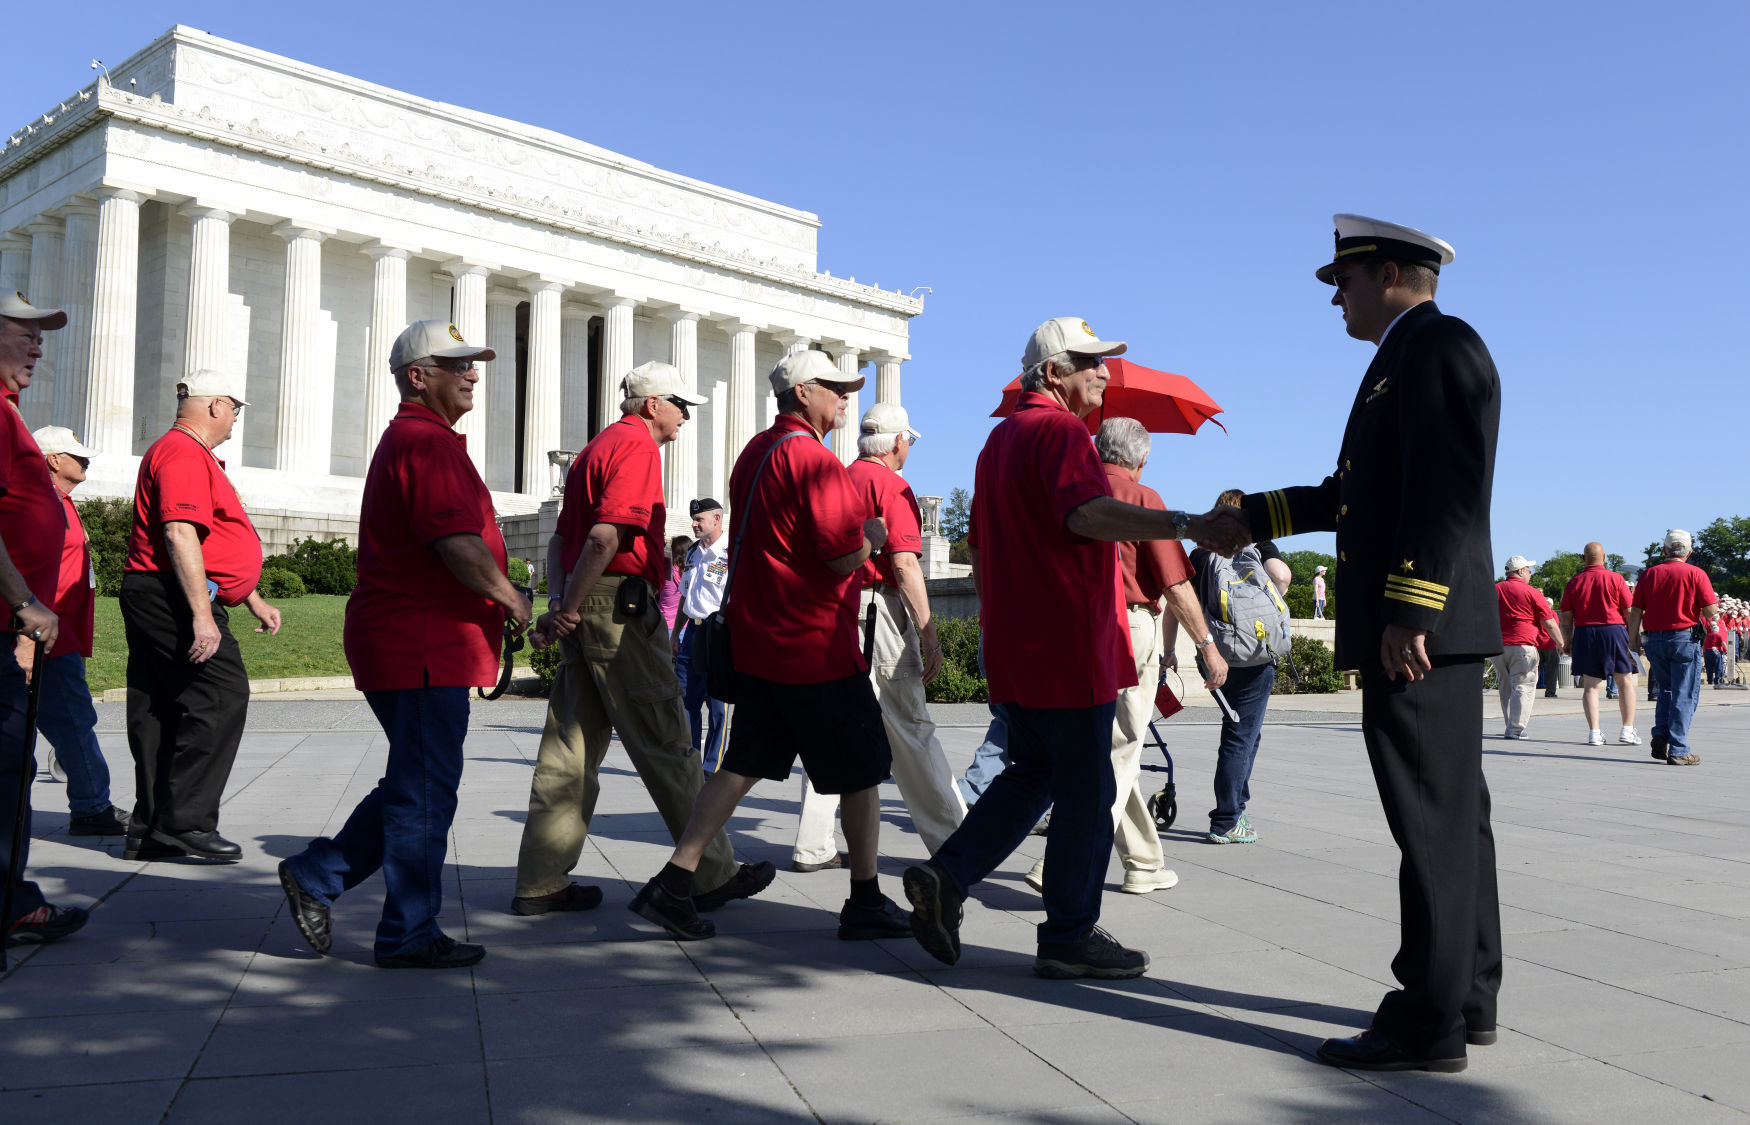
[
  {"x1": 1366, "y1": 378, "x2": 1390, "y2": 403},
  {"x1": 1401, "y1": 559, "x2": 1415, "y2": 572}
]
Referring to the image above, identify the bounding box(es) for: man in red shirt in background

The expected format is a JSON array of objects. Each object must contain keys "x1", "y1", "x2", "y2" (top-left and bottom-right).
[
  {"x1": 121, "y1": 370, "x2": 280, "y2": 865},
  {"x1": 1, "y1": 292, "x2": 88, "y2": 949},
  {"x1": 1703, "y1": 612, "x2": 1727, "y2": 685},
  {"x1": 514, "y1": 361, "x2": 772, "y2": 920},
  {"x1": 1629, "y1": 529, "x2": 1719, "y2": 766},
  {"x1": 903, "y1": 317, "x2": 1245, "y2": 980},
  {"x1": 793, "y1": 402, "x2": 967, "y2": 874},
  {"x1": 1490, "y1": 556, "x2": 1565, "y2": 740},
  {"x1": 279, "y1": 320, "x2": 530, "y2": 969},
  {"x1": 31, "y1": 426, "x2": 127, "y2": 836},
  {"x1": 630, "y1": 349, "x2": 898, "y2": 942},
  {"x1": 1560, "y1": 542, "x2": 1640, "y2": 745}
]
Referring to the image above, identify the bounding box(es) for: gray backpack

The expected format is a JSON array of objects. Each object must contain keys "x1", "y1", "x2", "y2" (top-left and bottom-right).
[{"x1": 1197, "y1": 546, "x2": 1292, "y2": 667}]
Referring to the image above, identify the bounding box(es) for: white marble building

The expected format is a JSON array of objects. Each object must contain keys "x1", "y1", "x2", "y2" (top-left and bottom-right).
[{"x1": 0, "y1": 26, "x2": 920, "y2": 534}]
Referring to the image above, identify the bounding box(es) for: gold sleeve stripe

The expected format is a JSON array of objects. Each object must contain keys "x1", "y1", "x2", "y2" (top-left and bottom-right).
[
  {"x1": 1384, "y1": 589, "x2": 1446, "y2": 611},
  {"x1": 1264, "y1": 490, "x2": 1291, "y2": 539},
  {"x1": 1386, "y1": 575, "x2": 1451, "y2": 596}
]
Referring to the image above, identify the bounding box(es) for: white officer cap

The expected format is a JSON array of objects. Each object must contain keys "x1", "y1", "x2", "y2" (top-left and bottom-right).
[
  {"x1": 1316, "y1": 215, "x2": 1456, "y2": 284},
  {"x1": 1022, "y1": 317, "x2": 1127, "y2": 369},
  {"x1": 178, "y1": 369, "x2": 250, "y2": 407}
]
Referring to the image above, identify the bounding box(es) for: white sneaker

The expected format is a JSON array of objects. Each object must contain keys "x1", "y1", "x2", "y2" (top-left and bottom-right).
[
  {"x1": 1586, "y1": 730, "x2": 1606, "y2": 746},
  {"x1": 1619, "y1": 726, "x2": 1641, "y2": 745},
  {"x1": 1120, "y1": 868, "x2": 1180, "y2": 894},
  {"x1": 1024, "y1": 858, "x2": 1045, "y2": 893}
]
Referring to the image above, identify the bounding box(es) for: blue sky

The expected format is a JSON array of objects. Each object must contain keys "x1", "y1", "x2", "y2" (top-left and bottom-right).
[{"x1": 10, "y1": 2, "x2": 1746, "y2": 567}]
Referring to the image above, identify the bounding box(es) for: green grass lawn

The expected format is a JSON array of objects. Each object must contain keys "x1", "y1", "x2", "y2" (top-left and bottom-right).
[{"x1": 85, "y1": 594, "x2": 353, "y2": 693}]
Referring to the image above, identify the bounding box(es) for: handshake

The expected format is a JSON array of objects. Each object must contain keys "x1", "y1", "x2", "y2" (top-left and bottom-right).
[{"x1": 1182, "y1": 504, "x2": 1251, "y2": 556}]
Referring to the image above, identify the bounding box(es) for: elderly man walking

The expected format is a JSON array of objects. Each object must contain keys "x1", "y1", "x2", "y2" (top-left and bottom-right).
[
  {"x1": 516, "y1": 362, "x2": 773, "y2": 919},
  {"x1": 793, "y1": 403, "x2": 966, "y2": 873},
  {"x1": 1629, "y1": 529, "x2": 1719, "y2": 766},
  {"x1": 279, "y1": 320, "x2": 531, "y2": 968},
  {"x1": 903, "y1": 317, "x2": 1245, "y2": 981},
  {"x1": 1490, "y1": 556, "x2": 1565, "y2": 739},
  {"x1": 31, "y1": 426, "x2": 128, "y2": 836},
  {"x1": 1559, "y1": 543, "x2": 1639, "y2": 746},
  {"x1": 630, "y1": 350, "x2": 901, "y2": 942},
  {"x1": 672, "y1": 497, "x2": 728, "y2": 773},
  {"x1": 121, "y1": 370, "x2": 279, "y2": 864},
  {"x1": 1, "y1": 292, "x2": 88, "y2": 949}
]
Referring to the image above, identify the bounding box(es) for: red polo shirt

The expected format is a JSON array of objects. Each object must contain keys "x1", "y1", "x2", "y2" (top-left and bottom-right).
[
  {"x1": 52, "y1": 489, "x2": 94, "y2": 659},
  {"x1": 125, "y1": 425, "x2": 262, "y2": 605},
  {"x1": 970, "y1": 392, "x2": 1134, "y2": 708},
  {"x1": 345, "y1": 402, "x2": 507, "y2": 691},
  {"x1": 726, "y1": 415, "x2": 866, "y2": 684},
  {"x1": 847, "y1": 457, "x2": 923, "y2": 589},
  {"x1": 1535, "y1": 594, "x2": 1560, "y2": 650},
  {"x1": 1632, "y1": 558, "x2": 1717, "y2": 632},
  {"x1": 1704, "y1": 616, "x2": 1727, "y2": 651},
  {"x1": 1495, "y1": 575, "x2": 1556, "y2": 646},
  {"x1": 1104, "y1": 464, "x2": 1191, "y2": 608},
  {"x1": 1561, "y1": 565, "x2": 1631, "y2": 626},
  {"x1": 555, "y1": 415, "x2": 665, "y2": 588},
  {"x1": 0, "y1": 394, "x2": 62, "y2": 624}
]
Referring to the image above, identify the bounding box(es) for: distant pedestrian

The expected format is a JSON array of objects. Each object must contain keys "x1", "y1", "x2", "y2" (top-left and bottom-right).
[
  {"x1": 659, "y1": 535, "x2": 690, "y2": 633},
  {"x1": 672, "y1": 499, "x2": 728, "y2": 772},
  {"x1": 1629, "y1": 529, "x2": 1719, "y2": 766},
  {"x1": 1313, "y1": 565, "x2": 1328, "y2": 619},
  {"x1": 1490, "y1": 556, "x2": 1564, "y2": 739},
  {"x1": 1536, "y1": 591, "x2": 1562, "y2": 699}
]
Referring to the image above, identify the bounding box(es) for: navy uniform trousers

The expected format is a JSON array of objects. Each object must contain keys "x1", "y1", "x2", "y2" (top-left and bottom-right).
[{"x1": 1362, "y1": 657, "x2": 1502, "y2": 1054}]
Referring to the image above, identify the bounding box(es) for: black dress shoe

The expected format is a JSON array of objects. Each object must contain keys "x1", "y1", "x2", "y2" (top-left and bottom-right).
[
  {"x1": 1316, "y1": 1028, "x2": 1466, "y2": 1072},
  {"x1": 630, "y1": 876, "x2": 715, "y2": 940},
  {"x1": 278, "y1": 861, "x2": 332, "y2": 954},
  {"x1": 837, "y1": 895, "x2": 910, "y2": 941},
  {"x1": 693, "y1": 861, "x2": 776, "y2": 913},
  {"x1": 902, "y1": 861, "x2": 963, "y2": 966},
  {"x1": 511, "y1": 883, "x2": 604, "y2": 916},
  {"x1": 375, "y1": 934, "x2": 485, "y2": 969},
  {"x1": 69, "y1": 806, "x2": 130, "y2": 836},
  {"x1": 1651, "y1": 733, "x2": 1669, "y2": 761},
  {"x1": 151, "y1": 828, "x2": 242, "y2": 862},
  {"x1": 1467, "y1": 1026, "x2": 1497, "y2": 1046},
  {"x1": 123, "y1": 834, "x2": 181, "y2": 861}
]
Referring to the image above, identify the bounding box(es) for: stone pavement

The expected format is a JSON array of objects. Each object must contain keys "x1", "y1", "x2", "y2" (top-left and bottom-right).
[{"x1": 3, "y1": 692, "x2": 1748, "y2": 1123}]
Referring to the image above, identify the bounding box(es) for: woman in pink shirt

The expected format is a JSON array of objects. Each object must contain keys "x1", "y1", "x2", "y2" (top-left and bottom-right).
[{"x1": 659, "y1": 535, "x2": 691, "y2": 633}]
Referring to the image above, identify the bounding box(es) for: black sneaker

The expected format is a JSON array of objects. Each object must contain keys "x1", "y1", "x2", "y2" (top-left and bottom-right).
[
  {"x1": 630, "y1": 876, "x2": 716, "y2": 940},
  {"x1": 5, "y1": 903, "x2": 89, "y2": 948},
  {"x1": 902, "y1": 862, "x2": 963, "y2": 966},
  {"x1": 1651, "y1": 733, "x2": 1669, "y2": 761},
  {"x1": 693, "y1": 861, "x2": 776, "y2": 913},
  {"x1": 375, "y1": 934, "x2": 485, "y2": 969},
  {"x1": 278, "y1": 861, "x2": 332, "y2": 955},
  {"x1": 838, "y1": 895, "x2": 910, "y2": 941},
  {"x1": 69, "y1": 806, "x2": 130, "y2": 836},
  {"x1": 1034, "y1": 926, "x2": 1150, "y2": 980}
]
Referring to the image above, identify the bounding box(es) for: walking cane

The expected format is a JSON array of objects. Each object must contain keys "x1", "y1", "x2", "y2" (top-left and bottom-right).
[{"x1": 2, "y1": 634, "x2": 46, "y2": 973}]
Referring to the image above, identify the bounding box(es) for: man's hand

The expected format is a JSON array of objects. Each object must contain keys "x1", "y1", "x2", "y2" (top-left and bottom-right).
[
  {"x1": 919, "y1": 621, "x2": 944, "y2": 684},
  {"x1": 1628, "y1": 631, "x2": 1643, "y2": 655},
  {"x1": 12, "y1": 600, "x2": 58, "y2": 672},
  {"x1": 1185, "y1": 505, "x2": 1250, "y2": 556},
  {"x1": 1380, "y1": 623, "x2": 1431, "y2": 682},
  {"x1": 248, "y1": 593, "x2": 282, "y2": 635},
  {"x1": 1163, "y1": 650, "x2": 1178, "y2": 672},
  {"x1": 863, "y1": 517, "x2": 888, "y2": 553},
  {"x1": 503, "y1": 590, "x2": 534, "y2": 637},
  {"x1": 532, "y1": 608, "x2": 579, "y2": 648},
  {"x1": 188, "y1": 613, "x2": 221, "y2": 663},
  {"x1": 671, "y1": 628, "x2": 683, "y2": 656},
  {"x1": 1199, "y1": 644, "x2": 1229, "y2": 689},
  {"x1": 1562, "y1": 639, "x2": 1573, "y2": 656}
]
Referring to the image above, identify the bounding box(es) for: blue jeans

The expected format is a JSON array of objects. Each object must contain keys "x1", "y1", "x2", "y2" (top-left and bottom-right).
[
  {"x1": 957, "y1": 639, "x2": 1011, "y2": 805},
  {"x1": 933, "y1": 701, "x2": 1117, "y2": 944},
  {"x1": 36, "y1": 653, "x2": 112, "y2": 816},
  {"x1": 1209, "y1": 662, "x2": 1275, "y2": 834},
  {"x1": 1314, "y1": 599, "x2": 1325, "y2": 619},
  {"x1": 675, "y1": 622, "x2": 725, "y2": 773},
  {"x1": 1, "y1": 658, "x2": 47, "y2": 926},
  {"x1": 284, "y1": 687, "x2": 469, "y2": 958},
  {"x1": 1704, "y1": 649, "x2": 1722, "y2": 684},
  {"x1": 1643, "y1": 631, "x2": 1702, "y2": 755}
]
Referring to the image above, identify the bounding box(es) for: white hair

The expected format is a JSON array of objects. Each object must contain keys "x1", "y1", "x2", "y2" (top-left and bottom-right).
[
  {"x1": 857, "y1": 431, "x2": 899, "y2": 457},
  {"x1": 1093, "y1": 417, "x2": 1151, "y2": 468},
  {"x1": 1018, "y1": 350, "x2": 1074, "y2": 392}
]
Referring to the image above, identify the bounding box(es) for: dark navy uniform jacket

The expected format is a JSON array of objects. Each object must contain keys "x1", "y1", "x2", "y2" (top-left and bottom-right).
[{"x1": 1242, "y1": 301, "x2": 1504, "y2": 669}]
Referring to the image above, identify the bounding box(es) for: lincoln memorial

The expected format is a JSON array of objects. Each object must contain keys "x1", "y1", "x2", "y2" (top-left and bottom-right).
[{"x1": 0, "y1": 26, "x2": 922, "y2": 539}]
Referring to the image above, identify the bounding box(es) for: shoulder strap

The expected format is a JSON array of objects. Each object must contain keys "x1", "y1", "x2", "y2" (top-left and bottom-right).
[{"x1": 722, "y1": 430, "x2": 811, "y2": 609}]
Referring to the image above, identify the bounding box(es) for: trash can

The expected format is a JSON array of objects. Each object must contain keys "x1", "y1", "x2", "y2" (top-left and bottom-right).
[{"x1": 1559, "y1": 654, "x2": 1574, "y2": 689}]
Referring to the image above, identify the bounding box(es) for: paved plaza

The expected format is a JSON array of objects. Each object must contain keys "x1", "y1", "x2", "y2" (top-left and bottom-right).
[{"x1": 3, "y1": 690, "x2": 1748, "y2": 1124}]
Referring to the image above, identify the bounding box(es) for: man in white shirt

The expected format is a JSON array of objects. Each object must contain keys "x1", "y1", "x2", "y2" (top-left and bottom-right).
[{"x1": 672, "y1": 497, "x2": 729, "y2": 771}]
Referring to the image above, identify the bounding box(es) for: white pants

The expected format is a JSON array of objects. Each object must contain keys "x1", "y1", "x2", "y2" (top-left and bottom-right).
[
  {"x1": 1489, "y1": 643, "x2": 1541, "y2": 736},
  {"x1": 1111, "y1": 606, "x2": 1168, "y2": 872},
  {"x1": 794, "y1": 587, "x2": 967, "y2": 864}
]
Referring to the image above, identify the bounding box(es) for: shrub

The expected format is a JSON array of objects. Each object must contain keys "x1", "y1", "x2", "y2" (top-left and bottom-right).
[
  {"x1": 926, "y1": 615, "x2": 987, "y2": 703},
  {"x1": 256, "y1": 569, "x2": 308, "y2": 599},
  {"x1": 76, "y1": 496, "x2": 133, "y2": 596},
  {"x1": 1274, "y1": 634, "x2": 1345, "y2": 695},
  {"x1": 265, "y1": 537, "x2": 358, "y2": 595},
  {"x1": 508, "y1": 557, "x2": 531, "y2": 585},
  {"x1": 527, "y1": 638, "x2": 560, "y2": 690}
]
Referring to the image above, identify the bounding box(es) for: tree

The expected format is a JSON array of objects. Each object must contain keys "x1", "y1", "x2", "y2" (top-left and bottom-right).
[
  {"x1": 1281, "y1": 549, "x2": 1336, "y2": 585},
  {"x1": 940, "y1": 487, "x2": 970, "y2": 544},
  {"x1": 1532, "y1": 551, "x2": 1585, "y2": 601},
  {"x1": 1692, "y1": 516, "x2": 1750, "y2": 600}
]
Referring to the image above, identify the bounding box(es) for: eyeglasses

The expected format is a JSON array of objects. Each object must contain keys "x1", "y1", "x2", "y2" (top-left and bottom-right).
[
  {"x1": 419, "y1": 358, "x2": 478, "y2": 374},
  {"x1": 805, "y1": 380, "x2": 853, "y2": 399},
  {"x1": 1332, "y1": 266, "x2": 1370, "y2": 293},
  {"x1": 664, "y1": 396, "x2": 691, "y2": 419},
  {"x1": 226, "y1": 400, "x2": 244, "y2": 417},
  {"x1": 1070, "y1": 356, "x2": 1109, "y2": 373}
]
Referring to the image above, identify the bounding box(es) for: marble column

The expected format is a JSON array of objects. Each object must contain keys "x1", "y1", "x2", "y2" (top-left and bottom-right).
[
  {"x1": 0, "y1": 235, "x2": 29, "y2": 296},
  {"x1": 22, "y1": 220, "x2": 63, "y2": 428},
  {"x1": 182, "y1": 207, "x2": 234, "y2": 377},
  {"x1": 559, "y1": 303, "x2": 592, "y2": 452},
  {"x1": 832, "y1": 346, "x2": 862, "y2": 463},
  {"x1": 484, "y1": 287, "x2": 520, "y2": 491},
  {"x1": 53, "y1": 201, "x2": 99, "y2": 430},
  {"x1": 875, "y1": 354, "x2": 903, "y2": 406},
  {"x1": 273, "y1": 225, "x2": 329, "y2": 474},
  {"x1": 726, "y1": 322, "x2": 757, "y2": 487},
  {"x1": 447, "y1": 263, "x2": 489, "y2": 476},
  {"x1": 666, "y1": 311, "x2": 700, "y2": 509},
  {"x1": 597, "y1": 295, "x2": 636, "y2": 435},
  {"x1": 522, "y1": 279, "x2": 562, "y2": 496},
  {"x1": 83, "y1": 189, "x2": 143, "y2": 454},
  {"x1": 362, "y1": 244, "x2": 409, "y2": 463}
]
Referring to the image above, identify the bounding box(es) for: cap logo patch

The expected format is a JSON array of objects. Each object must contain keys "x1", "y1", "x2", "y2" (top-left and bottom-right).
[
  {"x1": 1080, "y1": 321, "x2": 1095, "y2": 336},
  {"x1": 448, "y1": 324, "x2": 464, "y2": 342},
  {"x1": 16, "y1": 291, "x2": 27, "y2": 304}
]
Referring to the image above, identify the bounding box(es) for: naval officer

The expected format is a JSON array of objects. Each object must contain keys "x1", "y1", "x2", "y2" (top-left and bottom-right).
[{"x1": 1242, "y1": 216, "x2": 1503, "y2": 1072}]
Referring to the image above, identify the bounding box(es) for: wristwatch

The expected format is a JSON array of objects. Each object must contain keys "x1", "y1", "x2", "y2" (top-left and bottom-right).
[
  {"x1": 8, "y1": 594, "x2": 36, "y2": 614},
  {"x1": 1196, "y1": 633, "x2": 1215, "y2": 649},
  {"x1": 1170, "y1": 510, "x2": 1192, "y2": 539}
]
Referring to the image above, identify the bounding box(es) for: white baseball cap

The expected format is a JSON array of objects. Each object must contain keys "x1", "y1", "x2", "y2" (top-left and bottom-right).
[
  {"x1": 31, "y1": 425, "x2": 96, "y2": 458},
  {"x1": 1317, "y1": 215, "x2": 1456, "y2": 284},
  {"x1": 770, "y1": 349, "x2": 861, "y2": 395},
  {"x1": 388, "y1": 319, "x2": 495, "y2": 371},
  {"x1": 1505, "y1": 555, "x2": 1536, "y2": 573},
  {"x1": 860, "y1": 402, "x2": 919, "y2": 441},
  {"x1": 178, "y1": 369, "x2": 250, "y2": 406},
  {"x1": 1664, "y1": 529, "x2": 1692, "y2": 552},
  {"x1": 622, "y1": 360, "x2": 708, "y2": 405},
  {"x1": 1314, "y1": 565, "x2": 1327, "y2": 574},
  {"x1": 1022, "y1": 317, "x2": 1127, "y2": 369},
  {"x1": 0, "y1": 290, "x2": 68, "y2": 331}
]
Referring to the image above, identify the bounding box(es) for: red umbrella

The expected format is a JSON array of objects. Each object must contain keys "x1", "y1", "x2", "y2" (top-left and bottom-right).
[{"x1": 990, "y1": 357, "x2": 1226, "y2": 435}]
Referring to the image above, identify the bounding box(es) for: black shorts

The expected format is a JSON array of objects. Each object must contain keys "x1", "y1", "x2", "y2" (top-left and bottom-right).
[
  {"x1": 1571, "y1": 624, "x2": 1637, "y2": 679},
  {"x1": 720, "y1": 671, "x2": 892, "y2": 794}
]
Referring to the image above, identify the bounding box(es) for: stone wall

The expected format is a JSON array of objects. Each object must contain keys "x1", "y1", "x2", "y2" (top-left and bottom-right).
[{"x1": 250, "y1": 507, "x2": 360, "y2": 555}]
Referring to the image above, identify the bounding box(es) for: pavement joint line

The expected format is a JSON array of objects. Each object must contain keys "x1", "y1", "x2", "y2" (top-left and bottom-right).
[{"x1": 677, "y1": 941, "x2": 829, "y2": 1124}]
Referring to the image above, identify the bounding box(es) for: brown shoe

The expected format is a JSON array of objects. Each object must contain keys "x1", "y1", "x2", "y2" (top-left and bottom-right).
[
  {"x1": 1666, "y1": 753, "x2": 1701, "y2": 766},
  {"x1": 511, "y1": 884, "x2": 604, "y2": 916},
  {"x1": 790, "y1": 852, "x2": 847, "y2": 874}
]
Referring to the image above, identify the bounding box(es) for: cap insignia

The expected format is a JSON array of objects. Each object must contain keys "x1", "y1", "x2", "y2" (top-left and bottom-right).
[
  {"x1": 448, "y1": 324, "x2": 464, "y2": 342},
  {"x1": 1080, "y1": 320, "x2": 1095, "y2": 336}
]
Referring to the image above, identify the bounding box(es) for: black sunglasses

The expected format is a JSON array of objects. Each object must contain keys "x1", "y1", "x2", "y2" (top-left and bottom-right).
[{"x1": 664, "y1": 396, "x2": 690, "y2": 418}]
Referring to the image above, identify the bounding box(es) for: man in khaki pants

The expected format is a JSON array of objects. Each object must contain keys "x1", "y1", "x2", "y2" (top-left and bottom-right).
[
  {"x1": 514, "y1": 362, "x2": 775, "y2": 916},
  {"x1": 793, "y1": 403, "x2": 966, "y2": 871},
  {"x1": 1490, "y1": 555, "x2": 1564, "y2": 740}
]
